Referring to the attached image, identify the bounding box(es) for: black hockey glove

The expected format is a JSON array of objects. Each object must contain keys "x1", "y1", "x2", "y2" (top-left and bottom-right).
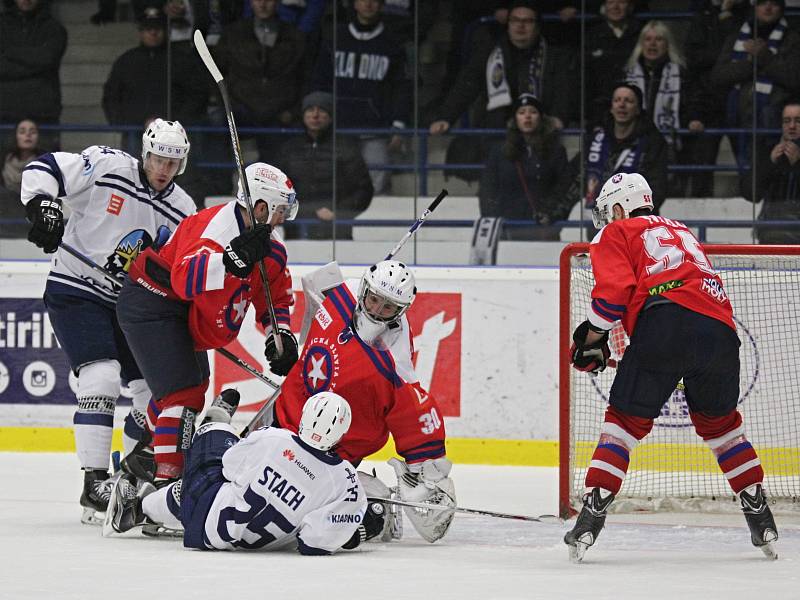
[
  {"x1": 264, "y1": 328, "x2": 299, "y2": 376},
  {"x1": 26, "y1": 195, "x2": 64, "y2": 253},
  {"x1": 570, "y1": 320, "x2": 610, "y2": 375},
  {"x1": 342, "y1": 501, "x2": 387, "y2": 549},
  {"x1": 222, "y1": 223, "x2": 272, "y2": 278}
]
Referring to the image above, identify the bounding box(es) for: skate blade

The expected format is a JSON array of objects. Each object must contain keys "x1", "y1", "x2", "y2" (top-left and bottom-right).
[
  {"x1": 142, "y1": 523, "x2": 183, "y2": 538},
  {"x1": 759, "y1": 542, "x2": 778, "y2": 560},
  {"x1": 101, "y1": 475, "x2": 126, "y2": 537},
  {"x1": 81, "y1": 507, "x2": 105, "y2": 526}
]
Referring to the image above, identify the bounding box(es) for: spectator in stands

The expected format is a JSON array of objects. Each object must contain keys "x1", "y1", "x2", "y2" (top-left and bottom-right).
[
  {"x1": 310, "y1": 0, "x2": 411, "y2": 195},
  {"x1": 279, "y1": 92, "x2": 374, "y2": 240},
  {"x1": 0, "y1": 117, "x2": 41, "y2": 237},
  {"x1": 683, "y1": 0, "x2": 748, "y2": 197},
  {"x1": 584, "y1": 0, "x2": 641, "y2": 126},
  {"x1": 214, "y1": 0, "x2": 306, "y2": 165},
  {"x1": 575, "y1": 83, "x2": 668, "y2": 218},
  {"x1": 624, "y1": 20, "x2": 715, "y2": 197},
  {"x1": 712, "y1": 0, "x2": 800, "y2": 158},
  {"x1": 741, "y1": 98, "x2": 800, "y2": 243},
  {"x1": 0, "y1": 0, "x2": 67, "y2": 150},
  {"x1": 429, "y1": 0, "x2": 578, "y2": 134},
  {"x1": 479, "y1": 93, "x2": 572, "y2": 241},
  {"x1": 102, "y1": 7, "x2": 209, "y2": 155}
]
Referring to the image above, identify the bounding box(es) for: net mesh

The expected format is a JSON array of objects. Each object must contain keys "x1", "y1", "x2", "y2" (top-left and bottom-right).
[{"x1": 567, "y1": 250, "x2": 800, "y2": 513}]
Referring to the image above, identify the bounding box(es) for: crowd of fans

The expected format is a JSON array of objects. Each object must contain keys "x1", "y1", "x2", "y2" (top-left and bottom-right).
[{"x1": 1, "y1": 0, "x2": 799, "y2": 243}]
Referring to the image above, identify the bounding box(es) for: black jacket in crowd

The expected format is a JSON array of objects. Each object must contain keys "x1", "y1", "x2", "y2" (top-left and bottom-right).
[
  {"x1": 214, "y1": 17, "x2": 306, "y2": 124},
  {"x1": 102, "y1": 42, "x2": 208, "y2": 126},
  {"x1": 583, "y1": 18, "x2": 641, "y2": 125},
  {"x1": 0, "y1": 2, "x2": 67, "y2": 123},
  {"x1": 311, "y1": 20, "x2": 411, "y2": 129},
  {"x1": 479, "y1": 123, "x2": 572, "y2": 224},
  {"x1": 435, "y1": 33, "x2": 578, "y2": 128},
  {"x1": 742, "y1": 138, "x2": 800, "y2": 243},
  {"x1": 278, "y1": 127, "x2": 374, "y2": 240}
]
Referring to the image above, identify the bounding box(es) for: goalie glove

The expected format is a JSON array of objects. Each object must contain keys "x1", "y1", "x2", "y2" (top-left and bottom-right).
[
  {"x1": 389, "y1": 457, "x2": 456, "y2": 543},
  {"x1": 25, "y1": 195, "x2": 64, "y2": 253},
  {"x1": 569, "y1": 320, "x2": 610, "y2": 375},
  {"x1": 264, "y1": 328, "x2": 299, "y2": 376},
  {"x1": 222, "y1": 223, "x2": 272, "y2": 278}
]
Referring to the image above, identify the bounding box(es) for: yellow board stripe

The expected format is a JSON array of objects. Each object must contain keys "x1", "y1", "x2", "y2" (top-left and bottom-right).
[{"x1": 1, "y1": 428, "x2": 797, "y2": 475}]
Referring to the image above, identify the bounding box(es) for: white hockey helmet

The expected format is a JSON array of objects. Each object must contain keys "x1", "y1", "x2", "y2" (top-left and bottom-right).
[
  {"x1": 592, "y1": 172, "x2": 653, "y2": 229},
  {"x1": 353, "y1": 260, "x2": 416, "y2": 346},
  {"x1": 141, "y1": 118, "x2": 190, "y2": 175},
  {"x1": 237, "y1": 162, "x2": 299, "y2": 221},
  {"x1": 298, "y1": 391, "x2": 352, "y2": 452}
]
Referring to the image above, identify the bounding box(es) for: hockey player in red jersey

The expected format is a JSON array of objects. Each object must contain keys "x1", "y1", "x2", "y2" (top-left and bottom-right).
[
  {"x1": 274, "y1": 260, "x2": 456, "y2": 542},
  {"x1": 116, "y1": 162, "x2": 299, "y2": 482},
  {"x1": 565, "y1": 172, "x2": 778, "y2": 562}
]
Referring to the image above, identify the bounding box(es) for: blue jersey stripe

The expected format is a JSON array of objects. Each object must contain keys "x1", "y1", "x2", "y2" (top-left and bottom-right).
[
  {"x1": 48, "y1": 272, "x2": 119, "y2": 303},
  {"x1": 595, "y1": 298, "x2": 627, "y2": 313},
  {"x1": 30, "y1": 153, "x2": 67, "y2": 197},
  {"x1": 186, "y1": 256, "x2": 197, "y2": 298},
  {"x1": 194, "y1": 253, "x2": 208, "y2": 296},
  {"x1": 592, "y1": 299, "x2": 622, "y2": 322},
  {"x1": 101, "y1": 173, "x2": 188, "y2": 220},
  {"x1": 73, "y1": 413, "x2": 114, "y2": 427},
  {"x1": 597, "y1": 443, "x2": 630, "y2": 462},
  {"x1": 403, "y1": 443, "x2": 446, "y2": 462}
]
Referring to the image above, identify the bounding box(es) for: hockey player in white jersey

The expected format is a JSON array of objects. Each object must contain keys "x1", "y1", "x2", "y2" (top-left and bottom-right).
[
  {"x1": 105, "y1": 391, "x2": 388, "y2": 555},
  {"x1": 20, "y1": 119, "x2": 197, "y2": 525}
]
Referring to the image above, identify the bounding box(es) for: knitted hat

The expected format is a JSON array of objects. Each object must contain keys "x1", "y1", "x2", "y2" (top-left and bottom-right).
[
  {"x1": 512, "y1": 93, "x2": 545, "y2": 114},
  {"x1": 301, "y1": 91, "x2": 334, "y2": 115},
  {"x1": 138, "y1": 7, "x2": 167, "y2": 30}
]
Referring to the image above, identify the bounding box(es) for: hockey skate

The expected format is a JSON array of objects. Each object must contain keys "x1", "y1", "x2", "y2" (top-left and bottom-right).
[
  {"x1": 102, "y1": 472, "x2": 156, "y2": 536},
  {"x1": 739, "y1": 484, "x2": 779, "y2": 559},
  {"x1": 201, "y1": 389, "x2": 240, "y2": 425},
  {"x1": 564, "y1": 488, "x2": 615, "y2": 563},
  {"x1": 80, "y1": 469, "x2": 116, "y2": 525}
]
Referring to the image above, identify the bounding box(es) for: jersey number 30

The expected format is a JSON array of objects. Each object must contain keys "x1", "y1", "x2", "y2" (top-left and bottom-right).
[
  {"x1": 643, "y1": 226, "x2": 716, "y2": 277},
  {"x1": 419, "y1": 408, "x2": 442, "y2": 435}
]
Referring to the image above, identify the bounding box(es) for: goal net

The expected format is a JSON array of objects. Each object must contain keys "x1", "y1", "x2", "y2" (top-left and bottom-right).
[{"x1": 559, "y1": 243, "x2": 800, "y2": 517}]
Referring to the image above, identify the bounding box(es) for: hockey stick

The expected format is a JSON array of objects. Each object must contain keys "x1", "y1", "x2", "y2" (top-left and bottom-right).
[
  {"x1": 60, "y1": 242, "x2": 123, "y2": 290},
  {"x1": 58, "y1": 242, "x2": 279, "y2": 390},
  {"x1": 239, "y1": 190, "x2": 450, "y2": 436},
  {"x1": 385, "y1": 189, "x2": 448, "y2": 260},
  {"x1": 370, "y1": 496, "x2": 562, "y2": 524},
  {"x1": 239, "y1": 386, "x2": 281, "y2": 437},
  {"x1": 193, "y1": 29, "x2": 284, "y2": 357}
]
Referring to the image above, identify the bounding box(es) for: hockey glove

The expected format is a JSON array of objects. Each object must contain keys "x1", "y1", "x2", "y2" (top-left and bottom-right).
[
  {"x1": 570, "y1": 320, "x2": 610, "y2": 375},
  {"x1": 264, "y1": 328, "x2": 299, "y2": 376},
  {"x1": 341, "y1": 501, "x2": 387, "y2": 549},
  {"x1": 222, "y1": 223, "x2": 272, "y2": 278},
  {"x1": 26, "y1": 195, "x2": 64, "y2": 253}
]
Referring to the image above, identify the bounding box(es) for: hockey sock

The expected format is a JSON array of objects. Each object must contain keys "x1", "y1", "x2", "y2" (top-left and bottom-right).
[
  {"x1": 149, "y1": 382, "x2": 207, "y2": 479},
  {"x1": 73, "y1": 360, "x2": 121, "y2": 470},
  {"x1": 692, "y1": 410, "x2": 764, "y2": 494},
  {"x1": 142, "y1": 480, "x2": 183, "y2": 530},
  {"x1": 584, "y1": 406, "x2": 653, "y2": 495}
]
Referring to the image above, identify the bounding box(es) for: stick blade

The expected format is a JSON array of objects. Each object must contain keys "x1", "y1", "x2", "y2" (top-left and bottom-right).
[{"x1": 193, "y1": 30, "x2": 223, "y2": 83}]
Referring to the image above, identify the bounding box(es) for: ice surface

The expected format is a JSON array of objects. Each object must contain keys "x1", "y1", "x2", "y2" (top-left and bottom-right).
[{"x1": 1, "y1": 454, "x2": 798, "y2": 600}]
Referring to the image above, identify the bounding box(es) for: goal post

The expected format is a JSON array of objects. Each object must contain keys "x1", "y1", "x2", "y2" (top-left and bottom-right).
[{"x1": 559, "y1": 243, "x2": 800, "y2": 519}]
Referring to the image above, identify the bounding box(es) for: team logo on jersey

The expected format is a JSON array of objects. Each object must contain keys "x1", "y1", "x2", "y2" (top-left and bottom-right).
[
  {"x1": 590, "y1": 316, "x2": 759, "y2": 428},
  {"x1": 105, "y1": 229, "x2": 154, "y2": 279},
  {"x1": 224, "y1": 284, "x2": 251, "y2": 332},
  {"x1": 301, "y1": 340, "x2": 340, "y2": 395}
]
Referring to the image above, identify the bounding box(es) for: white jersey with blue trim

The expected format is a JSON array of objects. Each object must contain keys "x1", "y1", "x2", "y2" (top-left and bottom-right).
[
  {"x1": 20, "y1": 145, "x2": 196, "y2": 304},
  {"x1": 204, "y1": 427, "x2": 367, "y2": 554}
]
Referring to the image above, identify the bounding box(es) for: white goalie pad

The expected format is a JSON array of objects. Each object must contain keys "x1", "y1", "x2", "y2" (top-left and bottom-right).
[
  {"x1": 299, "y1": 261, "x2": 345, "y2": 344},
  {"x1": 400, "y1": 477, "x2": 456, "y2": 543}
]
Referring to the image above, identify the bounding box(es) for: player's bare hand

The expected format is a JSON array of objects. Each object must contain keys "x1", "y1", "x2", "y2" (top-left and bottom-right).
[{"x1": 429, "y1": 120, "x2": 450, "y2": 135}]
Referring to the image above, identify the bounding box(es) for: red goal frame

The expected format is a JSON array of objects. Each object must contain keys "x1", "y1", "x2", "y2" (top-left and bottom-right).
[{"x1": 558, "y1": 243, "x2": 800, "y2": 519}]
